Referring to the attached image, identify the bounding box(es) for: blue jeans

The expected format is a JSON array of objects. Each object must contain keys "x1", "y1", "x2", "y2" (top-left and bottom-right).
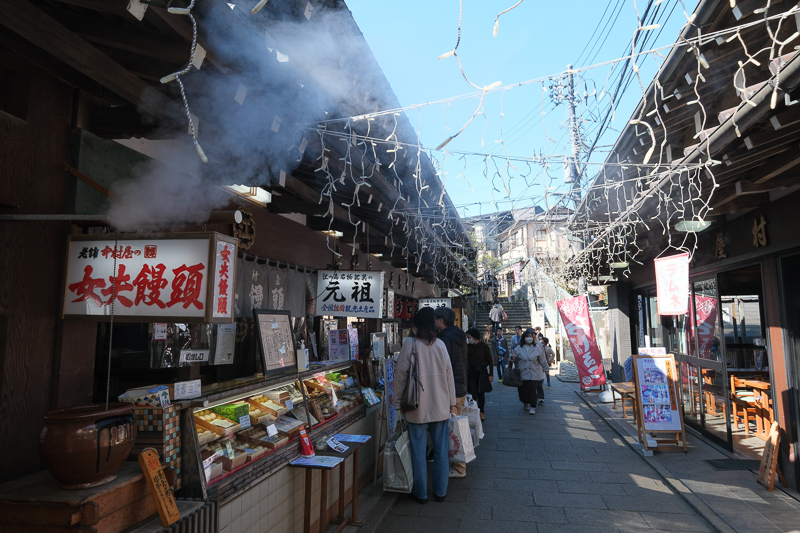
[
  {"x1": 407, "y1": 420, "x2": 449, "y2": 500},
  {"x1": 497, "y1": 358, "x2": 505, "y2": 380}
]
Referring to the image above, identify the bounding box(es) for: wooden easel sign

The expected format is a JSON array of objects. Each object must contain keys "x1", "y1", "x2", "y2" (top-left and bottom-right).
[
  {"x1": 632, "y1": 353, "x2": 687, "y2": 451},
  {"x1": 758, "y1": 422, "x2": 786, "y2": 492},
  {"x1": 138, "y1": 448, "x2": 180, "y2": 527}
]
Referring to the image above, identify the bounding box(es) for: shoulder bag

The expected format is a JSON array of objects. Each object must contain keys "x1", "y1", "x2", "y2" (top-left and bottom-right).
[
  {"x1": 502, "y1": 358, "x2": 523, "y2": 388},
  {"x1": 400, "y1": 339, "x2": 424, "y2": 412}
]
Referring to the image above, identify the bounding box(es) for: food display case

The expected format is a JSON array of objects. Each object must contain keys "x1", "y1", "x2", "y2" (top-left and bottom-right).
[{"x1": 180, "y1": 362, "x2": 365, "y2": 500}]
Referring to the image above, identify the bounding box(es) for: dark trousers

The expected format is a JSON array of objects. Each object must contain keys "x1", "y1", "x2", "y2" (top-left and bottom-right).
[
  {"x1": 496, "y1": 359, "x2": 505, "y2": 380},
  {"x1": 536, "y1": 380, "x2": 545, "y2": 400},
  {"x1": 518, "y1": 380, "x2": 542, "y2": 406}
]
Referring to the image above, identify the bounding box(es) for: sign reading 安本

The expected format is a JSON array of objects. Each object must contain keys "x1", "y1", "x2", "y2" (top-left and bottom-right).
[
  {"x1": 63, "y1": 233, "x2": 236, "y2": 323},
  {"x1": 419, "y1": 298, "x2": 452, "y2": 309},
  {"x1": 316, "y1": 271, "x2": 384, "y2": 319}
]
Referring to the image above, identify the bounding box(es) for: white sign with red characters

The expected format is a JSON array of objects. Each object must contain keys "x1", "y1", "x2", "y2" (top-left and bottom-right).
[{"x1": 63, "y1": 233, "x2": 236, "y2": 323}]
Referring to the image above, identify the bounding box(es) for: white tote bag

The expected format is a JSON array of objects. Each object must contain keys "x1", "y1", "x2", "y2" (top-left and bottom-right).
[
  {"x1": 383, "y1": 419, "x2": 414, "y2": 493},
  {"x1": 448, "y1": 415, "x2": 476, "y2": 464}
]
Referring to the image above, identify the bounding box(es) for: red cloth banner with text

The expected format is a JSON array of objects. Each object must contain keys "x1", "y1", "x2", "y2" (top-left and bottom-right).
[
  {"x1": 689, "y1": 295, "x2": 718, "y2": 358},
  {"x1": 654, "y1": 253, "x2": 690, "y2": 315},
  {"x1": 556, "y1": 295, "x2": 606, "y2": 388}
]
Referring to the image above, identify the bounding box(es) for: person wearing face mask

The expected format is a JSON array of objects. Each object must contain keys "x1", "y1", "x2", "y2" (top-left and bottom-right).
[
  {"x1": 491, "y1": 328, "x2": 508, "y2": 382},
  {"x1": 465, "y1": 328, "x2": 493, "y2": 420},
  {"x1": 511, "y1": 328, "x2": 549, "y2": 415}
]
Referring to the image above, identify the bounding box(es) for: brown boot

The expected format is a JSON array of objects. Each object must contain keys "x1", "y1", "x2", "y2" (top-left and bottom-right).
[{"x1": 480, "y1": 412, "x2": 485, "y2": 420}]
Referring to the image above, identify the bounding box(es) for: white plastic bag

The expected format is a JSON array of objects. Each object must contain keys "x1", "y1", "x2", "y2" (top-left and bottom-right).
[
  {"x1": 448, "y1": 415, "x2": 476, "y2": 464},
  {"x1": 383, "y1": 420, "x2": 414, "y2": 493},
  {"x1": 462, "y1": 404, "x2": 484, "y2": 445}
]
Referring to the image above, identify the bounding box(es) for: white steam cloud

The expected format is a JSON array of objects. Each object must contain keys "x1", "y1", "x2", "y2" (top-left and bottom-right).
[{"x1": 107, "y1": 2, "x2": 392, "y2": 231}]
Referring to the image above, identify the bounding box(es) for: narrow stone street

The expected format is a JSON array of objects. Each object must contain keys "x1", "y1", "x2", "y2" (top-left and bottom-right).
[{"x1": 380, "y1": 377, "x2": 713, "y2": 533}]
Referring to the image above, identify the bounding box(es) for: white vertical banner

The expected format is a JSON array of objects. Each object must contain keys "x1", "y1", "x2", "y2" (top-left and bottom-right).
[{"x1": 654, "y1": 253, "x2": 689, "y2": 315}]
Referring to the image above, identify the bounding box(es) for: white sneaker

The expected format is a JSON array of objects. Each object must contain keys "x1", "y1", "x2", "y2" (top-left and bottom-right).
[
  {"x1": 529, "y1": 408, "x2": 536, "y2": 415},
  {"x1": 449, "y1": 467, "x2": 466, "y2": 478}
]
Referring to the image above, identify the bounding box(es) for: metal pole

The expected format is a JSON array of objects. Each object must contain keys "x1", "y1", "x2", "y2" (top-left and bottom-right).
[{"x1": 566, "y1": 64, "x2": 587, "y2": 295}]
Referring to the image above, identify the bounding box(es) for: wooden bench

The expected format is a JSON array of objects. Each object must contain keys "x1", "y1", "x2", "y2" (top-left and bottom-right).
[{"x1": 610, "y1": 382, "x2": 637, "y2": 419}]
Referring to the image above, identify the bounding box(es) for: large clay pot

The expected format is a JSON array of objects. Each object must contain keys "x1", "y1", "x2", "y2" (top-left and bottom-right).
[{"x1": 39, "y1": 403, "x2": 137, "y2": 489}]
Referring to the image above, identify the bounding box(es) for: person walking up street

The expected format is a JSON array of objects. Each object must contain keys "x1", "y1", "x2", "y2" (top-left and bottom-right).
[
  {"x1": 394, "y1": 307, "x2": 456, "y2": 504},
  {"x1": 434, "y1": 306, "x2": 469, "y2": 479},
  {"x1": 510, "y1": 325, "x2": 523, "y2": 352},
  {"x1": 491, "y1": 328, "x2": 509, "y2": 382},
  {"x1": 489, "y1": 304, "x2": 503, "y2": 332},
  {"x1": 466, "y1": 327, "x2": 493, "y2": 420},
  {"x1": 542, "y1": 337, "x2": 556, "y2": 388},
  {"x1": 512, "y1": 328, "x2": 549, "y2": 415}
]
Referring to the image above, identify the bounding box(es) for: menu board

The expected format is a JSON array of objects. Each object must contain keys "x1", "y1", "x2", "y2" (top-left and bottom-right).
[
  {"x1": 634, "y1": 354, "x2": 682, "y2": 431},
  {"x1": 254, "y1": 310, "x2": 297, "y2": 373}
]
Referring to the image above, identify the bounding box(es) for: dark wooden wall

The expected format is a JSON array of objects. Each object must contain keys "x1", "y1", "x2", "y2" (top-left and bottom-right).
[{"x1": 0, "y1": 47, "x2": 76, "y2": 482}]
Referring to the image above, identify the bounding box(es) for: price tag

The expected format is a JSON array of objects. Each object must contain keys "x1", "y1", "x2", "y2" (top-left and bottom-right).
[
  {"x1": 224, "y1": 441, "x2": 234, "y2": 458},
  {"x1": 267, "y1": 424, "x2": 278, "y2": 437},
  {"x1": 239, "y1": 414, "x2": 251, "y2": 429},
  {"x1": 285, "y1": 399, "x2": 294, "y2": 410}
]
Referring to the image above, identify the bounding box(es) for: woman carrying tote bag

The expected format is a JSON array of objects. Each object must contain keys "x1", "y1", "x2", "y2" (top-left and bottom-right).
[
  {"x1": 394, "y1": 307, "x2": 456, "y2": 504},
  {"x1": 465, "y1": 327, "x2": 493, "y2": 420}
]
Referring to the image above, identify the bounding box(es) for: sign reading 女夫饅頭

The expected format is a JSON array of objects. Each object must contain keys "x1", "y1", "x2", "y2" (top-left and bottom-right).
[
  {"x1": 556, "y1": 295, "x2": 606, "y2": 388},
  {"x1": 63, "y1": 233, "x2": 236, "y2": 323},
  {"x1": 315, "y1": 271, "x2": 384, "y2": 319}
]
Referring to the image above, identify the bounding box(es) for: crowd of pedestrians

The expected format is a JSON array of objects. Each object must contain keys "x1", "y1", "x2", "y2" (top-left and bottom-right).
[{"x1": 393, "y1": 306, "x2": 555, "y2": 504}]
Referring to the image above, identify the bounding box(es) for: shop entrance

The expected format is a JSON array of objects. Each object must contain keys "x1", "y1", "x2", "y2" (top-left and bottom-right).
[
  {"x1": 779, "y1": 253, "x2": 800, "y2": 489},
  {"x1": 672, "y1": 265, "x2": 768, "y2": 455}
]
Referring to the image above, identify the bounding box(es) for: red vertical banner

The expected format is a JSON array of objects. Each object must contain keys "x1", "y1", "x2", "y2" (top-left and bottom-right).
[
  {"x1": 654, "y1": 253, "x2": 689, "y2": 315},
  {"x1": 557, "y1": 295, "x2": 606, "y2": 388},
  {"x1": 689, "y1": 295, "x2": 718, "y2": 358}
]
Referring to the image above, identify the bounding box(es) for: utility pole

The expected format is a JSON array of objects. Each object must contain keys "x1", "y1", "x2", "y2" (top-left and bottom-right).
[{"x1": 565, "y1": 64, "x2": 587, "y2": 295}]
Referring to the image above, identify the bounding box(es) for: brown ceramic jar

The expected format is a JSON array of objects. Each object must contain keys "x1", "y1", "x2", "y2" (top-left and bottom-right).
[{"x1": 39, "y1": 403, "x2": 137, "y2": 489}]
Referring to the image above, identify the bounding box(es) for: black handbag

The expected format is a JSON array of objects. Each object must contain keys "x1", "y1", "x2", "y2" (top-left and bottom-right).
[
  {"x1": 400, "y1": 339, "x2": 423, "y2": 412},
  {"x1": 502, "y1": 360, "x2": 523, "y2": 388}
]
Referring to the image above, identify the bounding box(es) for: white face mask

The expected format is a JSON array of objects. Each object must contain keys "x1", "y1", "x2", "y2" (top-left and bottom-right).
[
  {"x1": 466, "y1": 338, "x2": 473, "y2": 344},
  {"x1": 525, "y1": 337, "x2": 534, "y2": 344}
]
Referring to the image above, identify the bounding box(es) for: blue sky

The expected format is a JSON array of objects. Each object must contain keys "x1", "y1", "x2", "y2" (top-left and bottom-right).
[{"x1": 346, "y1": 0, "x2": 698, "y2": 218}]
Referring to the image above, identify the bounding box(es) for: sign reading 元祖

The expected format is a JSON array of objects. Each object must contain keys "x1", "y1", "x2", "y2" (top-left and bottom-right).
[
  {"x1": 419, "y1": 298, "x2": 452, "y2": 309},
  {"x1": 63, "y1": 233, "x2": 236, "y2": 323},
  {"x1": 315, "y1": 271, "x2": 384, "y2": 319}
]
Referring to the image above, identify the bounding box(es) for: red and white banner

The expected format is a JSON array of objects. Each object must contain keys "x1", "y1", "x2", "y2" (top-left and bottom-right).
[
  {"x1": 557, "y1": 295, "x2": 606, "y2": 388},
  {"x1": 689, "y1": 295, "x2": 718, "y2": 358},
  {"x1": 654, "y1": 253, "x2": 689, "y2": 315}
]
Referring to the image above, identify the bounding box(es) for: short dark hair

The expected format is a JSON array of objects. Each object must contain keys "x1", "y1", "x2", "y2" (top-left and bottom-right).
[
  {"x1": 413, "y1": 307, "x2": 438, "y2": 344},
  {"x1": 433, "y1": 306, "x2": 456, "y2": 327},
  {"x1": 466, "y1": 327, "x2": 481, "y2": 340},
  {"x1": 515, "y1": 325, "x2": 522, "y2": 330},
  {"x1": 542, "y1": 337, "x2": 550, "y2": 345}
]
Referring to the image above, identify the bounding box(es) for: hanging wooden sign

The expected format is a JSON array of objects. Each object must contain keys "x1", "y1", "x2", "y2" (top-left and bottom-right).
[{"x1": 138, "y1": 448, "x2": 180, "y2": 527}]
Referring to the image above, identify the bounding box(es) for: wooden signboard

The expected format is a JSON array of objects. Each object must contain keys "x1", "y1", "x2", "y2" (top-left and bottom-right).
[
  {"x1": 138, "y1": 448, "x2": 180, "y2": 527},
  {"x1": 757, "y1": 421, "x2": 782, "y2": 491},
  {"x1": 632, "y1": 353, "x2": 687, "y2": 451}
]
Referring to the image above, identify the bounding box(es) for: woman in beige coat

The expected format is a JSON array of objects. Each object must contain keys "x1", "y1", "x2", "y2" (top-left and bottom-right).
[
  {"x1": 511, "y1": 328, "x2": 549, "y2": 415},
  {"x1": 394, "y1": 307, "x2": 456, "y2": 504}
]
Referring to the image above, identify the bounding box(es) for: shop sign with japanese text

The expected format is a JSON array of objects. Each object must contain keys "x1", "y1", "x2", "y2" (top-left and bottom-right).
[
  {"x1": 316, "y1": 270, "x2": 384, "y2": 319},
  {"x1": 63, "y1": 233, "x2": 236, "y2": 323},
  {"x1": 419, "y1": 298, "x2": 451, "y2": 309}
]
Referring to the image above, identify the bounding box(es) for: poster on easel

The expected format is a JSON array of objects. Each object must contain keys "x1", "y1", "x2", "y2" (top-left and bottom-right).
[{"x1": 632, "y1": 353, "x2": 686, "y2": 450}]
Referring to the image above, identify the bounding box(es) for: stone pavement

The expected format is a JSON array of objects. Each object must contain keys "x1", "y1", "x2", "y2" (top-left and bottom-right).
[
  {"x1": 374, "y1": 377, "x2": 714, "y2": 533},
  {"x1": 581, "y1": 381, "x2": 800, "y2": 533}
]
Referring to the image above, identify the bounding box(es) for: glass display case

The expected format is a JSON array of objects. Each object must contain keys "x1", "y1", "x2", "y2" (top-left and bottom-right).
[{"x1": 181, "y1": 362, "x2": 365, "y2": 499}]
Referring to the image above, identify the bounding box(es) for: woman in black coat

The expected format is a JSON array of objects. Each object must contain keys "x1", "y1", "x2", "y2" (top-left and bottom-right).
[{"x1": 465, "y1": 327, "x2": 494, "y2": 420}]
